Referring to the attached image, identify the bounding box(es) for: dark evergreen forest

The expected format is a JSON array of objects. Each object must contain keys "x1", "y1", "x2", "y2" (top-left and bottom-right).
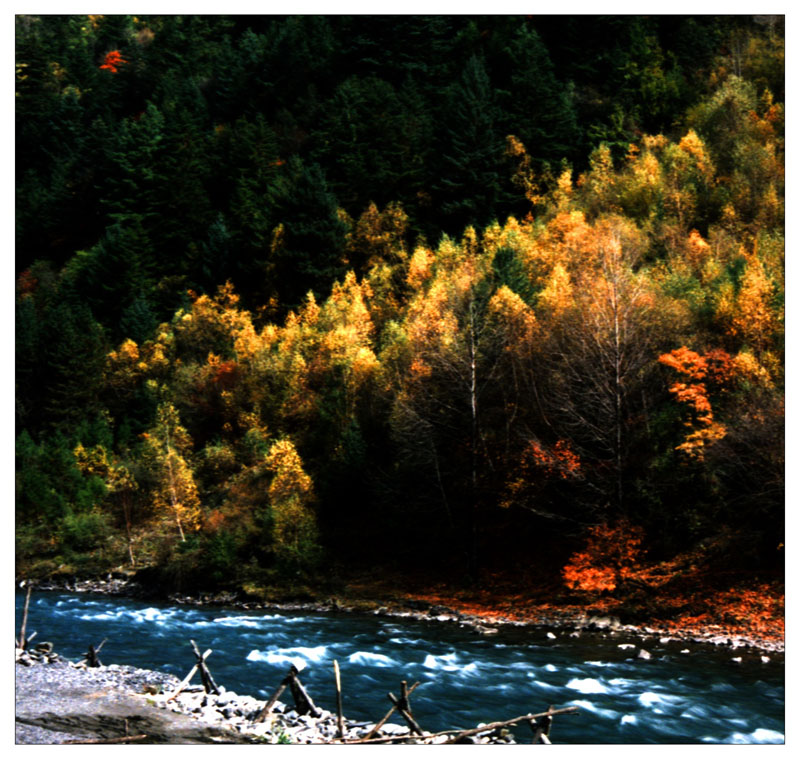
[{"x1": 16, "y1": 15, "x2": 784, "y2": 604}]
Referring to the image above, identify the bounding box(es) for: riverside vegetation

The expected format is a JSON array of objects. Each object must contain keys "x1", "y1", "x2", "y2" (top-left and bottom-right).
[{"x1": 15, "y1": 15, "x2": 783, "y2": 645}]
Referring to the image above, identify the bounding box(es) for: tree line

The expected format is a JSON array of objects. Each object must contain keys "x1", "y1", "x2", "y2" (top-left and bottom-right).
[{"x1": 16, "y1": 14, "x2": 783, "y2": 590}]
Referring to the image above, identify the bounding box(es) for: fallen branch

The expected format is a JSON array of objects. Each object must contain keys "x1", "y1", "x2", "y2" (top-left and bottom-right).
[
  {"x1": 442, "y1": 705, "x2": 578, "y2": 745},
  {"x1": 343, "y1": 705, "x2": 579, "y2": 745}
]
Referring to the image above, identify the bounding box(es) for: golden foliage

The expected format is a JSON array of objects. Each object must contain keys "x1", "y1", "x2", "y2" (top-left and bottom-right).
[{"x1": 264, "y1": 439, "x2": 319, "y2": 563}]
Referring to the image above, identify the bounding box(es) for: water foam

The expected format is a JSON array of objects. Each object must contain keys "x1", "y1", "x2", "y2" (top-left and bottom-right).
[
  {"x1": 566, "y1": 677, "x2": 608, "y2": 694},
  {"x1": 422, "y1": 652, "x2": 459, "y2": 670},
  {"x1": 703, "y1": 729, "x2": 784, "y2": 744},
  {"x1": 246, "y1": 644, "x2": 328, "y2": 670},
  {"x1": 568, "y1": 699, "x2": 619, "y2": 720},
  {"x1": 212, "y1": 615, "x2": 265, "y2": 629},
  {"x1": 348, "y1": 651, "x2": 397, "y2": 667},
  {"x1": 637, "y1": 691, "x2": 684, "y2": 709}
]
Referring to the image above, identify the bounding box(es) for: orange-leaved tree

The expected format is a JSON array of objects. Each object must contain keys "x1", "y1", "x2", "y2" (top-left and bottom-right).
[
  {"x1": 562, "y1": 519, "x2": 645, "y2": 594},
  {"x1": 658, "y1": 346, "x2": 733, "y2": 460}
]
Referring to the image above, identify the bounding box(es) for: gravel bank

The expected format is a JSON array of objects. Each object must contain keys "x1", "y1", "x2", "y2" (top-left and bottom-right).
[
  {"x1": 15, "y1": 659, "x2": 256, "y2": 744},
  {"x1": 15, "y1": 657, "x2": 521, "y2": 745}
]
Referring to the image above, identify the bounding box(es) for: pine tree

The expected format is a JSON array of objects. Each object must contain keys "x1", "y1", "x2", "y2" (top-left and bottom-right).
[{"x1": 433, "y1": 55, "x2": 505, "y2": 234}]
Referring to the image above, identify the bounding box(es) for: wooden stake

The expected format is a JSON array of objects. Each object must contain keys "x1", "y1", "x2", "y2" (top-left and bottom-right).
[
  {"x1": 86, "y1": 644, "x2": 101, "y2": 668},
  {"x1": 289, "y1": 670, "x2": 321, "y2": 718},
  {"x1": 388, "y1": 692, "x2": 424, "y2": 735},
  {"x1": 333, "y1": 659, "x2": 344, "y2": 739},
  {"x1": 363, "y1": 681, "x2": 420, "y2": 740},
  {"x1": 254, "y1": 669, "x2": 294, "y2": 722},
  {"x1": 190, "y1": 639, "x2": 220, "y2": 695},
  {"x1": 18, "y1": 583, "x2": 32, "y2": 650},
  {"x1": 167, "y1": 645, "x2": 213, "y2": 701}
]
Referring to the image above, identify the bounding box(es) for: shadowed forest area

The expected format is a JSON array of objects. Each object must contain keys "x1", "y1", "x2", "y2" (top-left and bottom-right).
[{"x1": 15, "y1": 14, "x2": 784, "y2": 637}]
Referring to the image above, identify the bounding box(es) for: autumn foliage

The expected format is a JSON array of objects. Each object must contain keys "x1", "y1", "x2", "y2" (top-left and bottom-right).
[
  {"x1": 15, "y1": 16, "x2": 783, "y2": 627},
  {"x1": 658, "y1": 346, "x2": 734, "y2": 459},
  {"x1": 563, "y1": 520, "x2": 645, "y2": 593},
  {"x1": 99, "y1": 49, "x2": 127, "y2": 73}
]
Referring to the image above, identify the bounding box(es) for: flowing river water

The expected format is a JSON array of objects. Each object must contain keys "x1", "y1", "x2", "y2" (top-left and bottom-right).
[{"x1": 15, "y1": 591, "x2": 784, "y2": 744}]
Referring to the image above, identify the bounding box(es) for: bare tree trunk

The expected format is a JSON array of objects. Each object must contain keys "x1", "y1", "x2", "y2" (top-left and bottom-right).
[
  {"x1": 468, "y1": 298, "x2": 479, "y2": 581},
  {"x1": 122, "y1": 494, "x2": 135, "y2": 567}
]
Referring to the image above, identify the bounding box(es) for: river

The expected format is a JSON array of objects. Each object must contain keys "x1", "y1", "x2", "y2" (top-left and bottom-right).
[{"x1": 15, "y1": 591, "x2": 784, "y2": 744}]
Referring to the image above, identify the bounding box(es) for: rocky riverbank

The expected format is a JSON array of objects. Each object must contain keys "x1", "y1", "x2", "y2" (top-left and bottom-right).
[
  {"x1": 23, "y1": 573, "x2": 784, "y2": 656},
  {"x1": 15, "y1": 652, "x2": 522, "y2": 745}
]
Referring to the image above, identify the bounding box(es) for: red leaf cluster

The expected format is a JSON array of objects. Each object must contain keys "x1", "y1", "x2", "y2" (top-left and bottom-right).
[
  {"x1": 562, "y1": 520, "x2": 645, "y2": 593},
  {"x1": 100, "y1": 50, "x2": 128, "y2": 73}
]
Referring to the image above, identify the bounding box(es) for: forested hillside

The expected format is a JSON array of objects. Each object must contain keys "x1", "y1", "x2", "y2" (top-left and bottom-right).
[{"x1": 16, "y1": 15, "x2": 783, "y2": 607}]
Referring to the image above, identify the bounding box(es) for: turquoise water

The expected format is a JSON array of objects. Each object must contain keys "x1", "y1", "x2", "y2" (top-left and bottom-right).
[{"x1": 15, "y1": 592, "x2": 784, "y2": 744}]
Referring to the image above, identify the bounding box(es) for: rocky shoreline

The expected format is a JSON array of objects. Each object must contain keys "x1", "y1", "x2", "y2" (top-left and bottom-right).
[
  {"x1": 27, "y1": 574, "x2": 785, "y2": 656},
  {"x1": 15, "y1": 653, "x2": 522, "y2": 744},
  {"x1": 16, "y1": 576, "x2": 783, "y2": 744}
]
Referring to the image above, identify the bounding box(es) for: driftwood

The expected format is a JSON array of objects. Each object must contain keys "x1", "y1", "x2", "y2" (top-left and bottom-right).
[
  {"x1": 343, "y1": 705, "x2": 579, "y2": 745},
  {"x1": 363, "y1": 681, "x2": 421, "y2": 741}
]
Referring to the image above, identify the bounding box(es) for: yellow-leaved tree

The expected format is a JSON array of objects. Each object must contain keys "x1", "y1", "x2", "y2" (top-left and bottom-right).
[
  {"x1": 141, "y1": 403, "x2": 202, "y2": 542},
  {"x1": 264, "y1": 438, "x2": 320, "y2": 567}
]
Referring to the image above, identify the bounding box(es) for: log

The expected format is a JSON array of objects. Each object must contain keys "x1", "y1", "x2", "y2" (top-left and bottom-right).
[
  {"x1": 333, "y1": 659, "x2": 344, "y2": 739},
  {"x1": 362, "y1": 681, "x2": 420, "y2": 740}
]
